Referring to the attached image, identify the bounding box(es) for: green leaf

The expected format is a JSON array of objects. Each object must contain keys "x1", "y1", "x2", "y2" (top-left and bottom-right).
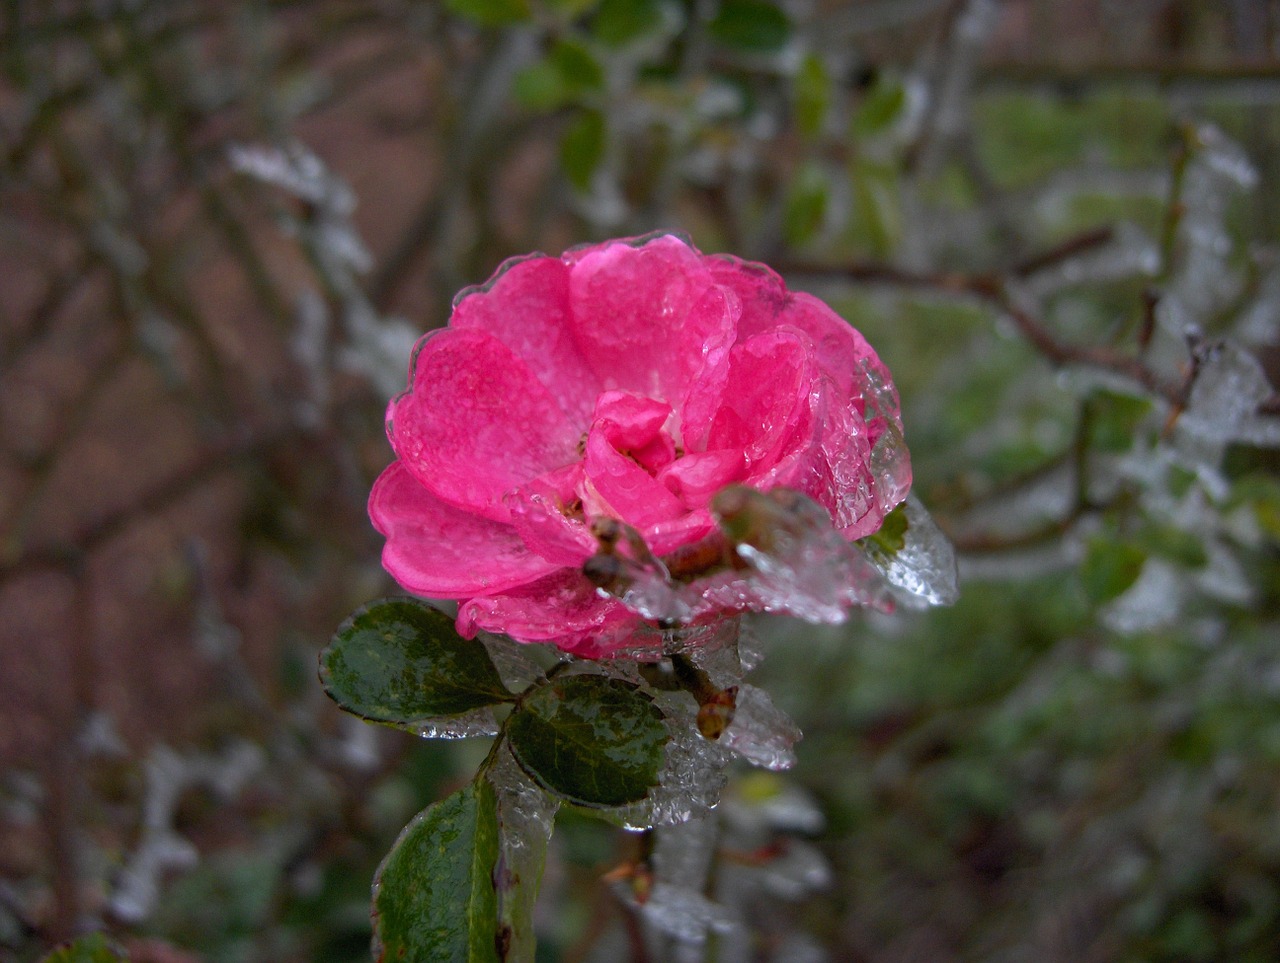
[
  {"x1": 852, "y1": 77, "x2": 906, "y2": 139},
  {"x1": 560, "y1": 110, "x2": 606, "y2": 190},
  {"x1": 40, "y1": 934, "x2": 129, "y2": 963},
  {"x1": 783, "y1": 162, "x2": 829, "y2": 247},
  {"x1": 592, "y1": 0, "x2": 662, "y2": 46},
  {"x1": 794, "y1": 53, "x2": 830, "y2": 140},
  {"x1": 707, "y1": 0, "x2": 792, "y2": 53},
  {"x1": 860, "y1": 503, "x2": 909, "y2": 555},
  {"x1": 1086, "y1": 390, "x2": 1153, "y2": 453},
  {"x1": 446, "y1": 0, "x2": 531, "y2": 26},
  {"x1": 507, "y1": 675, "x2": 667, "y2": 807},
  {"x1": 374, "y1": 781, "x2": 501, "y2": 963},
  {"x1": 321, "y1": 597, "x2": 513, "y2": 727},
  {"x1": 1081, "y1": 538, "x2": 1147, "y2": 605},
  {"x1": 514, "y1": 40, "x2": 604, "y2": 111}
]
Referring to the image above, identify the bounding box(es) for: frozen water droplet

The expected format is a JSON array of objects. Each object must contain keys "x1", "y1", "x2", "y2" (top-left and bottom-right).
[{"x1": 414, "y1": 707, "x2": 500, "y2": 740}]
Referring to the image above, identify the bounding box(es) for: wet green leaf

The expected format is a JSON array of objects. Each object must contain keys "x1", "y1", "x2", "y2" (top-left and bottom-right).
[
  {"x1": 1082, "y1": 538, "x2": 1147, "y2": 604},
  {"x1": 321, "y1": 597, "x2": 513, "y2": 727},
  {"x1": 708, "y1": 0, "x2": 791, "y2": 53},
  {"x1": 374, "y1": 781, "x2": 501, "y2": 963},
  {"x1": 561, "y1": 110, "x2": 606, "y2": 190},
  {"x1": 507, "y1": 675, "x2": 667, "y2": 807},
  {"x1": 40, "y1": 934, "x2": 129, "y2": 963}
]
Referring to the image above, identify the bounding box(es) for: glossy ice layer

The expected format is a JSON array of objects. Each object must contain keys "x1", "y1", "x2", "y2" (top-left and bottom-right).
[{"x1": 372, "y1": 233, "x2": 911, "y2": 654}]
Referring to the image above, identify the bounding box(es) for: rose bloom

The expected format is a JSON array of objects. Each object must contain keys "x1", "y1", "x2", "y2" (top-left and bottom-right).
[{"x1": 371, "y1": 234, "x2": 909, "y2": 656}]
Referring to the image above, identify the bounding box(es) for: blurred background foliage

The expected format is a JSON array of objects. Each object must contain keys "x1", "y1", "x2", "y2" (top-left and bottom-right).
[{"x1": 3, "y1": 0, "x2": 1280, "y2": 960}]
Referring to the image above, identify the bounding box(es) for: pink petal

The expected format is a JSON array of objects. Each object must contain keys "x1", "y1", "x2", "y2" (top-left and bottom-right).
[
  {"x1": 456, "y1": 570, "x2": 641, "y2": 656},
  {"x1": 568, "y1": 236, "x2": 738, "y2": 407},
  {"x1": 451, "y1": 254, "x2": 601, "y2": 426},
  {"x1": 370, "y1": 462, "x2": 557, "y2": 596},
  {"x1": 388, "y1": 329, "x2": 580, "y2": 520},
  {"x1": 645, "y1": 508, "x2": 720, "y2": 556},
  {"x1": 591, "y1": 391, "x2": 677, "y2": 474},
  {"x1": 706, "y1": 328, "x2": 816, "y2": 472},
  {"x1": 657, "y1": 449, "x2": 745, "y2": 509},
  {"x1": 582, "y1": 428, "x2": 686, "y2": 530},
  {"x1": 505, "y1": 464, "x2": 596, "y2": 567},
  {"x1": 707, "y1": 257, "x2": 900, "y2": 421}
]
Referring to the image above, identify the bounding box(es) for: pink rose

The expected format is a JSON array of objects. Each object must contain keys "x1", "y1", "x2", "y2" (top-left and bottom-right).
[{"x1": 370, "y1": 233, "x2": 910, "y2": 656}]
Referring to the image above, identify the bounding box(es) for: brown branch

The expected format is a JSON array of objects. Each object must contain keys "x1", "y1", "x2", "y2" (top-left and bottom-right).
[
  {"x1": 778, "y1": 226, "x2": 1207, "y2": 413},
  {"x1": 0, "y1": 424, "x2": 293, "y2": 585}
]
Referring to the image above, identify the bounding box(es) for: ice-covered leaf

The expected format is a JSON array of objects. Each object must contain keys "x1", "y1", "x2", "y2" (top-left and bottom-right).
[
  {"x1": 40, "y1": 934, "x2": 128, "y2": 963},
  {"x1": 863, "y1": 503, "x2": 908, "y2": 554},
  {"x1": 321, "y1": 598, "x2": 514, "y2": 729},
  {"x1": 374, "y1": 780, "x2": 501, "y2": 963},
  {"x1": 720, "y1": 683, "x2": 801, "y2": 770},
  {"x1": 507, "y1": 675, "x2": 667, "y2": 807},
  {"x1": 486, "y1": 747, "x2": 559, "y2": 963},
  {"x1": 856, "y1": 494, "x2": 959, "y2": 605}
]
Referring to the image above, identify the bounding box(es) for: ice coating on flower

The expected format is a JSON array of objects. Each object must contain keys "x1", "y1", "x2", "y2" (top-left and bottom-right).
[{"x1": 372, "y1": 233, "x2": 912, "y2": 655}]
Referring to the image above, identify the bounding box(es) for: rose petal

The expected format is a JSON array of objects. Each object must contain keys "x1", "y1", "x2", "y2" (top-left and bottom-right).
[
  {"x1": 582, "y1": 427, "x2": 686, "y2": 530},
  {"x1": 388, "y1": 329, "x2": 580, "y2": 520},
  {"x1": 657, "y1": 449, "x2": 745, "y2": 509},
  {"x1": 505, "y1": 464, "x2": 597, "y2": 567},
  {"x1": 591, "y1": 391, "x2": 677, "y2": 474},
  {"x1": 646, "y1": 508, "x2": 720, "y2": 557},
  {"x1": 705, "y1": 328, "x2": 816, "y2": 472},
  {"x1": 370, "y1": 462, "x2": 557, "y2": 596},
  {"x1": 451, "y1": 254, "x2": 600, "y2": 426},
  {"x1": 456, "y1": 570, "x2": 640, "y2": 656},
  {"x1": 708, "y1": 257, "x2": 894, "y2": 401},
  {"x1": 568, "y1": 236, "x2": 738, "y2": 407}
]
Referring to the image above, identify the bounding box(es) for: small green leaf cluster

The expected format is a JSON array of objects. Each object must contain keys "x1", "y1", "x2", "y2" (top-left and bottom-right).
[{"x1": 320, "y1": 597, "x2": 671, "y2": 960}]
